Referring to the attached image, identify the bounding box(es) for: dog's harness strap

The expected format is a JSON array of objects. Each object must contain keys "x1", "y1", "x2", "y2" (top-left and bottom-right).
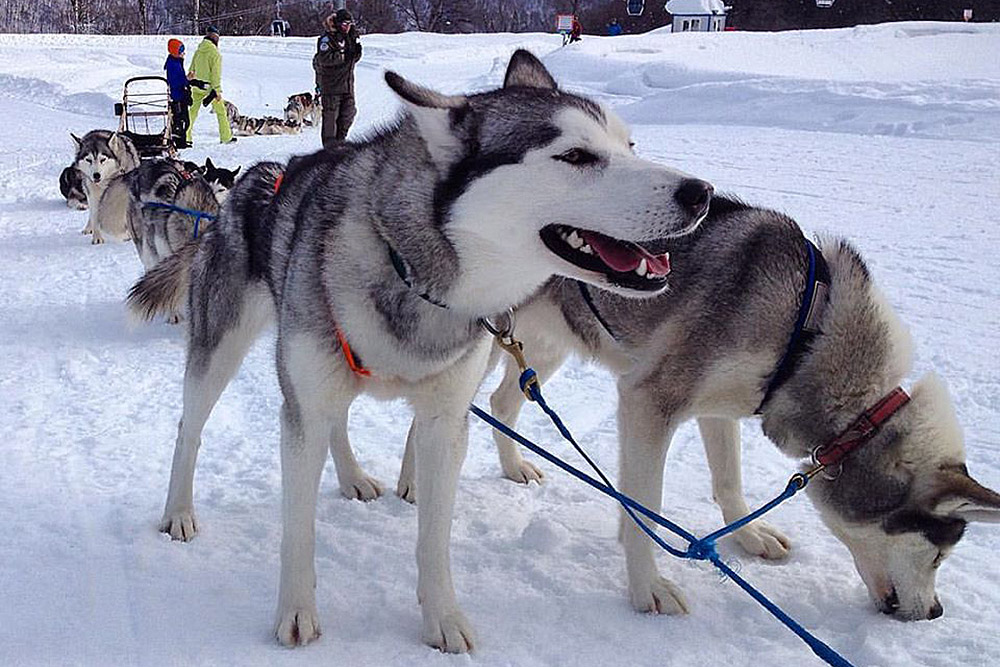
[
  {"x1": 756, "y1": 239, "x2": 830, "y2": 414},
  {"x1": 273, "y1": 172, "x2": 284, "y2": 194},
  {"x1": 812, "y1": 387, "x2": 909, "y2": 468},
  {"x1": 336, "y1": 326, "x2": 370, "y2": 377},
  {"x1": 141, "y1": 201, "x2": 217, "y2": 240},
  {"x1": 577, "y1": 281, "x2": 619, "y2": 341},
  {"x1": 387, "y1": 245, "x2": 449, "y2": 309}
]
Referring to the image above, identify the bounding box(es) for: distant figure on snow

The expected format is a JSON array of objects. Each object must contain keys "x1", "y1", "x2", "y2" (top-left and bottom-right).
[
  {"x1": 164, "y1": 38, "x2": 192, "y2": 149},
  {"x1": 570, "y1": 16, "x2": 583, "y2": 43},
  {"x1": 607, "y1": 18, "x2": 623, "y2": 36},
  {"x1": 313, "y1": 9, "x2": 362, "y2": 149},
  {"x1": 186, "y1": 25, "x2": 235, "y2": 146}
]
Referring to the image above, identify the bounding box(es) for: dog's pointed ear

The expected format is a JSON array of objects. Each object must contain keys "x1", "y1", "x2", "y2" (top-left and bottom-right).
[
  {"x1": 205, "y1": 157, "x2": 215, "y2": 170},
  {"x1": 71, "y1": 133, "x2": 82, "y2": 147},
  {"x1": 232, "y1": 166, "x2": 241, "y2": 176},
  {"x1": 931, "y1": 467, "x2": 1000, "y2": 523},
  {"x1": 503, "y1": 50, "x2": 557, "y2": 91},
  {"x1": 385, "y1": 70, "x2": 467, "y2": 170}
]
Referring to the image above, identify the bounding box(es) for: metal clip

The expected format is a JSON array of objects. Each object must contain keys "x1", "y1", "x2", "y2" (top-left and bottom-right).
[{"x1": 480, "y1": 309, "x2": 540, "y2": 400}]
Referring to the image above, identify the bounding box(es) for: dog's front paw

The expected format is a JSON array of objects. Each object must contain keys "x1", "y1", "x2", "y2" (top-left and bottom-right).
[
  {"x1": 396, "y1": 476, "x2": 416, "y2": 504},
  {"x1": 91, "y1": 235, "x2": 104, "y2": 245},
  {"x1": 422, "y1": 609, "x2": 475, "y2": 654},
  {"x1": 80, "y1": 225, "x2": 92, "y2": 234},
  {"x1": 159, "y1": 510, "x2": 198, "y2": 541},
  {"x1": 500, "y1": 457, "x2": 544, "y2": 485},
  {"x1": 630, "y1": 576, "x2": 689, "y2": 615},
  {"x1": 733, "y1": 520, "x2": 790, "y2": 560},
  {"x1": 275, "y1": 606, "x2": 321, "y2": 647},
  {"x1": 339, "y1": 472, "x2": 383, "y2": 501}
]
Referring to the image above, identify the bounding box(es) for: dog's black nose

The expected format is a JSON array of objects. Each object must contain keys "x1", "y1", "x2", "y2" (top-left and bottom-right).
[
  {"x1": 92, "y1": 173, "x2": 101, "y2": 183},
  {"x1": 675, "y1": 179, "x2": 713, "y2": 216},
  {"x1": 928, "y1": 597, "x2": 943, "y2": 620}
]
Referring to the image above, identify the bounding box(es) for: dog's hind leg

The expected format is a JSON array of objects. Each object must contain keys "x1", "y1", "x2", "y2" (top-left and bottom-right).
[
  {"x1": 617, "y1": 387, "x2": 689, "y2": 616},
  {"x1": 274, "y1": 332, "x2": 353, "y2": 647},
  {"x1": 328, "y1": 403, "x2": 383, "y2": 501},
  {"x1": 697, "y1": 417, "x2": 790, "y2": 560},
  {"x1": 160, "y1": 286, "x2": 273, "y2": 541}
]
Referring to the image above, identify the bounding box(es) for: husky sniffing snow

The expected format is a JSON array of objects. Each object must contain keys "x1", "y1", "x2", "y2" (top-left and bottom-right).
[
  {"x1": 127, "y1": 50, "x2": 712, "y2": 652},
  {"x1": 474, "y1": 195, "x2": 1000, "y2": 622}
]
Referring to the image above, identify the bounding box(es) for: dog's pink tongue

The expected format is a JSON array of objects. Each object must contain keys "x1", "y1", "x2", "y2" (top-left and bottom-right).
[{"x1": 580, "y1": 231, "x2": 671, "y2": 276}]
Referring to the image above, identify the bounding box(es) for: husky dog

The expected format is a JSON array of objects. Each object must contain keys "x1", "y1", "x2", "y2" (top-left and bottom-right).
[
  {"x1": 284, "y1": 92, "x2": 321, "y2": 127},
  {"x1": 127, "y1": 51, "x2": 712, "y2": 652},
  {"x1": 124, "y1": 159, "x2": 220, "y2": 270},
  {"x1": 224, "y1": 100, "x2": 301, "y2": 136},
  {"x1": 470, "y1": 195, "x2": 1000, "y2": 622},
  {"x1": 59, "y1": 165, "x2": 88, "y2": 210},
  {"x1": 203, "y1": 157, "x2": 241, "y2": 199},
  {"x1": 72, "y1": 130, "x2": 140, "y2": 243}
]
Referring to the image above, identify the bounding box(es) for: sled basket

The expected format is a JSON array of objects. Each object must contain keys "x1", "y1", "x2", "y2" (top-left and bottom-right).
[{"x1": 114, "y1": 75, "x2": 174, "y2": 159}]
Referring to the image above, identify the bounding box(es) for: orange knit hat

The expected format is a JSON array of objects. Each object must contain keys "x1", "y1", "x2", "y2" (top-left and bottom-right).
[{"x1": 167, "y1": 38, "x2": 185, "y2": 57}]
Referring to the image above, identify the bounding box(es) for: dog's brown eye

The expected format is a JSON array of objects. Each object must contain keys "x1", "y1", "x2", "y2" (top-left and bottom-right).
[{"x1": 554, "y1": 148, "x2": 600, "y2": 166}]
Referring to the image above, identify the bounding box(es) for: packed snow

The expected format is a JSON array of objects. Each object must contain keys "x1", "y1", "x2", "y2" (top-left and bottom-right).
[{"x1": 1, "y1": 22, "x2": 999, "y2": 667}]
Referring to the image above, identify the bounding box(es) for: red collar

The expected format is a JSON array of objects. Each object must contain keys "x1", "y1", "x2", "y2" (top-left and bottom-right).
[{"x1": 812, "y1": 387, "x2": 910, "y2": 468}]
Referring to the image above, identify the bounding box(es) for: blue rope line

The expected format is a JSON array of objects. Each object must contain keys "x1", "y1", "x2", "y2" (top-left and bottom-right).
[
  {"x1": 141, "y1": 201, "x2": 217, "y2": 239},
  {"x1": 468, "y1": 368, "x2": 855, "y2": 667}
]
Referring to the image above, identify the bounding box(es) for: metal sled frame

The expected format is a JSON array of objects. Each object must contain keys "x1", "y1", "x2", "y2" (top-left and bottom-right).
[{"x1": 114, "y1": 75, "x2": 174, "y2": 159}]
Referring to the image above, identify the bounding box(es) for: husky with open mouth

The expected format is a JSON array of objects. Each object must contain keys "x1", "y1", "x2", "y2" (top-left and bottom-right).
[{"x1": 127, "y1": 50, "x2": 711, "y2": 652}]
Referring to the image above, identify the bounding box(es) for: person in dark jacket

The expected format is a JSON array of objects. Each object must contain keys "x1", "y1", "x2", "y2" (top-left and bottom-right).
[
  {"x1": 164, "y1": 38, "x2": 192, "y2": 149},
  {"x1": 313, "y1": 9, "x2": 362, "y2": 148}
]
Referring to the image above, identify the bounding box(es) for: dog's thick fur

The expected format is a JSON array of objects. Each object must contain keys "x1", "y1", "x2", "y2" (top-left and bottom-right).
[
  {"x1": 127, "y1": 51, "x2": 712, "y2": 652},
  {"x1": 72, "y1": 130, "x2": 140, "y2": 243},
  {"x1": 224, "y1": 100, "x2": 301, "y2": 136},
  {"x1": 59, "y1": 165, "x2": 87, "y2": 210},
  {"x1": 284, "y1": 92, "x2": 321, "y2": 127},
  {"x1": 467, "y1": 196, "x2": 1000, "y2": 622}
]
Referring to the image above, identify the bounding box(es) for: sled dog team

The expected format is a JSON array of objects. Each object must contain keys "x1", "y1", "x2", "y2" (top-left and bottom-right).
[{"x1": 70, "y1": 51, "x2": 999, "y2": 653}]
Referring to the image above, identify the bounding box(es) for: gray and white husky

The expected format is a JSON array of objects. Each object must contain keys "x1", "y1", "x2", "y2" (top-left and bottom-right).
[
  {"x1": 225, "y1": 100, "x2": 301, "y2": 136},
  {"x1": 127, "y1": 50, "x2": 712, "y2": 652},
  {"x1": 473, "y1": 195, "x2": 1000, "y2": 622},
  {"x1": 59, "y1": 165, "x2": 87, "y2": 210},
  {"x1": 72, "y1": 130, "x2": 140, "y2": 243}
]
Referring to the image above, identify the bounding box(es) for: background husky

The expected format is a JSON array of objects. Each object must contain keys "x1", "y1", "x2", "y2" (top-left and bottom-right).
[
  {"x1": 467, "y1": 196, "x2": 1000, "y2": 622},
  {"x1": 72, "y1": 129, "x2": 140, "y2": 243},
  {"x1": 127, "y1": 50, "x2": 712, "y2": 653},
  {"x1": 224, "y1": 100, "x2": 300, "y2": 136},
  {"x1": 284, "y1": 92, "x2": 320, "y2": 127},
  {"x1": 202, "y1": 157, "x2": 240, "y2": 197},
  {"x1": 58, "y1": 165, "x2": 87, "y2": 210}
]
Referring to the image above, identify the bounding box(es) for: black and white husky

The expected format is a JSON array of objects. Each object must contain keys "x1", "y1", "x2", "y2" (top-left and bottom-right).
[
  {"x1": 71, "y1": 130, "x2": 140, "y2": 243},
  {"x1": 127, "y1": 51, "x2": 712, "y2": 652},
  {"x1": 476, "y1": 195, "x2": 1000, "y2": 622}
]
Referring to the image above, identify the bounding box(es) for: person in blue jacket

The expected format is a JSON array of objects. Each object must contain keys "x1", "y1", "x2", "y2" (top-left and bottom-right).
[{"x1": 165, "y1": 38, "x2": 192, "y2": 149}]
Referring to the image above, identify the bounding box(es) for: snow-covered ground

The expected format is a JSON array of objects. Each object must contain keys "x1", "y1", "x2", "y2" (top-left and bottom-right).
[{"x1": 1, "y1": 23, "x2": 999, "y2": 667}]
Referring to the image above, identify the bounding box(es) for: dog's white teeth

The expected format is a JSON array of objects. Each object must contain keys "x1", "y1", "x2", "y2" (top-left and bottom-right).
[
  {"x1": 636, "y1": 258, "x2": 648, "y2": 277},
  {"x1": 567, "y1": 231, "x2": 584, "y2": 249},
  {"x1": 580, "y1": 244, "x2": 593, "y2": 254}
]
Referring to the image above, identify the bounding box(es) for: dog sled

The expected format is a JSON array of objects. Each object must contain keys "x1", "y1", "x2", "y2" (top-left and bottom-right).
[{"x1": 114, "y1": 75, "x2": 174, "y2": 159}]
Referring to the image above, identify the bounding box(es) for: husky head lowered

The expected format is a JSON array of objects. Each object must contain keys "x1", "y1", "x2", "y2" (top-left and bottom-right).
[
  {"x1": 759, "y1": 244, "x2": 1000, "y2": 621},
  {"x1": 384, "y1": 50, "x2": 711, "y2": 309}
]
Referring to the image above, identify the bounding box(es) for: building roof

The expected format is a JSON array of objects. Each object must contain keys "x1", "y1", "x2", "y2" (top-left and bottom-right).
[{"x1": 665, "y1": 0, "x2": 727, "y2": 15}]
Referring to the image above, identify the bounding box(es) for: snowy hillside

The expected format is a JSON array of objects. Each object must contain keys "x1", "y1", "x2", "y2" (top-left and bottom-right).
[{"x1": 1, "y1": 23, "x2": 998, "y2": 667}]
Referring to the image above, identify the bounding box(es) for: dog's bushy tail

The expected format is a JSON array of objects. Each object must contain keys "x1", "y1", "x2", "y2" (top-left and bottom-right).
[{"x1": 126, "y1": 240, "x2": 198, "y2": 322}]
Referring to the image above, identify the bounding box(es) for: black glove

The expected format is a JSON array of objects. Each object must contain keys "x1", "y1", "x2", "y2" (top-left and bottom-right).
[
  {"x1": 190, "y1": 79, "x2": 210, "y2": 90},
  {"x1": 202, "y1": 89, "x2": 218, "y2": 107}
]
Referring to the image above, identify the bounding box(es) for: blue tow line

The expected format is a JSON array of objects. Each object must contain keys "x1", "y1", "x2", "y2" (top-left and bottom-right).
[
  {"x1": 468, "y1": 368, "x2": 854, "y2": 667},
  {"x1": 141, "y1": 202, "x2": 217, "y2": 239}
]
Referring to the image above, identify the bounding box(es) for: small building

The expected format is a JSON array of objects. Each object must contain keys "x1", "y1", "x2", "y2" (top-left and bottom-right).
[{"x1": 665, "y1": 0, "x2": 728, "y2": 32}]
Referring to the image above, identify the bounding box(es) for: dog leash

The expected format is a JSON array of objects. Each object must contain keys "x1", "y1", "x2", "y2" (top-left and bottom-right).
[
  {"x1": 141, "y1": 201, "x2": 217, "y2": 239},
  {"x1": 471, "y1": 321, "x2": 864, "y2": 667}
]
